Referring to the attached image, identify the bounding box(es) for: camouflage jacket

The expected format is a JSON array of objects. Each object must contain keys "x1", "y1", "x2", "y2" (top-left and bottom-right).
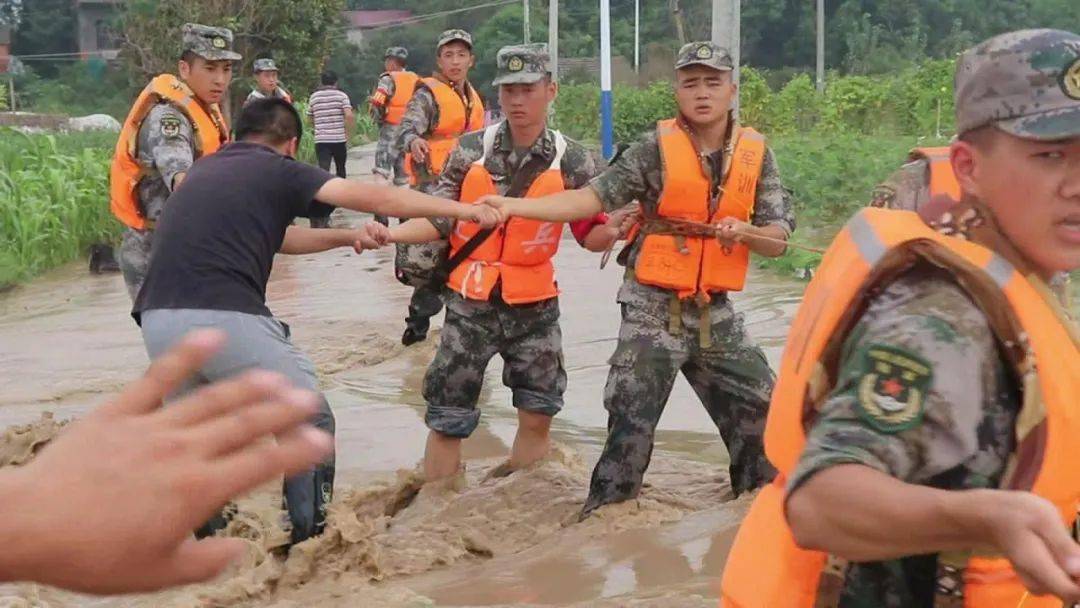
[
  {"x1": 135, "y1": 103, "x2": 196, "y2": 225},
  {"x1": 787, "y1": 261, "x2": 1022, "y2": 607}
]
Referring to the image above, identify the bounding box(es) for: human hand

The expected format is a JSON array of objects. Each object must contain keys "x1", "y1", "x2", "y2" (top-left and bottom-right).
[
  {"x1": 409, "y1": 139, "x2": 430, "y2": 164},
  {"x1": 716, "y1": 216, "x2": 753, "y2": 246},
  {"x1": 953, "y1": 490, "x2": 1080, "y2": 601},
  {"x1": 0, "y1": 330, "x2": 333, "y2": 594},
  {"x1": 354, "y1": 222, "x2": 391, "y2": 252},
  {"x1": 605, "y1": 202, "x2": 641, "y2": 238},
  {"x1": 458, "y1": 203, "x2": 504, "y2": 229},
  {"x1": 476, "y1": 195, "x2": 516, "y2": 223}
]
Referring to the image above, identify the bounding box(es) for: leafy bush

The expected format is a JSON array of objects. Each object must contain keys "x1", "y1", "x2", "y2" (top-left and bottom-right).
[{"x1": 0, "y1": 129, "x2": 120, "y2": 286}]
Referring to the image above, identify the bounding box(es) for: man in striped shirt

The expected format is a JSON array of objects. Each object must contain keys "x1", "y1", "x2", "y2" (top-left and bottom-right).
[{"x1": 305, "y1": 70, "x2": 354, "y2": 228}]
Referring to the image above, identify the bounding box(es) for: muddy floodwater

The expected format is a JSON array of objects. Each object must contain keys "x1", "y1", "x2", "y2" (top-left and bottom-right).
[{"x1": 0, "y1": 147, "x2": 808, "y2": 607}]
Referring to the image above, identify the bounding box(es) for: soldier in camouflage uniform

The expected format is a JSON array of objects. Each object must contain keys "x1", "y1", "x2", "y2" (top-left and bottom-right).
[
  {"x1": 394, "y1": 29, "x2": 485, "y2": 346},
  {"x1": 378, "y1": 44, "x2": 632, "y2": 482},
  {"x1": 244, "y1": 58, "x2": 292, "y2": 107},
  {"x1": 775, "y1": 30, "x2": 1080, "y2": 606},
  {"x1": 116, "y1": 24, "x2": 240, "y2": 300},
  {"x1": 482, "y1": 42, "x2": 794, "y2": 517},
  {"x1": 370, "y1": 46, "x2": 412, "y2": 195}
]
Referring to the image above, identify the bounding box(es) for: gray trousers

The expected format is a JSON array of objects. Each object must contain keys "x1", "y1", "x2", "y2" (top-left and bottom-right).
[{"x1": 140, "y1": 308, "x2": 336, "y2": 544}]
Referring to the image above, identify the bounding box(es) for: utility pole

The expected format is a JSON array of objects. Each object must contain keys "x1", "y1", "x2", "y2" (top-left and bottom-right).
[
  {"x1": 711, "y1": 0, "x2": 741, "y2": 117},
  {"x1": 634, "y1": 0, "x2": 640, "y2": 73},
  {"x1": 548, "y1": 0, "x2": 558, "y2": 79},
  {"x1": 600, "y1": 0, "x2": 613, "y2": 158},
  {"x1": 816, "y1": 0, "x2": 825, "y2": 93},
  {"x1": 669, "y1": 0, "x2": 687, "y2": 45},
  {"x1": 524, "y1": 0, "x2": 531, "y2": 43}
]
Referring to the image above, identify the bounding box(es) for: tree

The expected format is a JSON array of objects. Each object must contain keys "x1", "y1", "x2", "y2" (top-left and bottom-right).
[
  {"x1": 7, "y1": 0, "x2": 76, "y2": 78},
  {"x1": 118, "y1": 0, "x2": 346, "y2": 115}
]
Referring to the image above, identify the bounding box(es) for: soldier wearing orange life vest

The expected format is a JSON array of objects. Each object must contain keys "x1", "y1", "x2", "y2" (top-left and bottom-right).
[
  {"x1": 480, "y1": 42, "x2": 795, "y2": 518},
  {"x1": 371, "y1": 44, "x2": 631, "y2": 482},
  {"x1": 370, "y1": 46, "x2": 418, "y2": 194},
  {"x1": 110, "y1": 23, "x2": 238, "y2": 301},
  {"x1": 394, "y1": 29, "x2": 486, "y2": 347},
  {"x1": 721, "y1": 29, "x2": 1080, "y2": 607}
]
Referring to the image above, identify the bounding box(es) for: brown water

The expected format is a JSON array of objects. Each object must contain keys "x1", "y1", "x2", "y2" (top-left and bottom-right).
[{"x1": 0, "y1": 146, "x2": 805, "y2": 607}]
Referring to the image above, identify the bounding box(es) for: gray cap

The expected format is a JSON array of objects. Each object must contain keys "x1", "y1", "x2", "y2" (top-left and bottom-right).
[
  {"x1": 674, "y1": 41, "x2": 733, "y2": 72},
  {"x1": 385, "y1": 46, "x2": 409, "y2": 61},
  {"x1": 492, "y1": 44, "x2": 551, "y2": 86},
  {"x1": 955, "y1": 28, "x2": 1080, "y2": 140},
  {"x1": 253, "y1": 58, "x2": 279, "y2": 73},
  {"x1": 181, "y1": 23, "x2": 242, "y2": 62},
  {"x1": 437, "y1": 29, "x2": 473, "y2": 51}
]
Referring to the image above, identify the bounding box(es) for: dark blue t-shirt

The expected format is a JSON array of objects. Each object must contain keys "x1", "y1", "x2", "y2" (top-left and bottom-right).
[{"x1": 133, "y1": 142, "x2": 333, "y2": 321}]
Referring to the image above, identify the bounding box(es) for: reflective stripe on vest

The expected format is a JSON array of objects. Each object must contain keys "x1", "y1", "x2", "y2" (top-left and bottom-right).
[
  {"x1": 447, "y1": 123, "x2": 567, "y2": 305},
  {"x1": 633, "y1": 119, "x2": 764, "y2": 299},
  {"x1": 385, "y1": 71, "x2": 419, "y2": 125},
  {"x1": 720, "y1": 207, "x2": 1080, "y2": 608},
  {"x1": 405, "y1": 78, "x2": 485, "y2": 184},
  {"x1": 109, "y1": 74, "x2": 229, "y2": 230}
]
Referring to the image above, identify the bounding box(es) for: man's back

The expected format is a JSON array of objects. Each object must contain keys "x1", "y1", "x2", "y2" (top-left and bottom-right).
[
  {"x1": 133, "y1": 142, "x2": 331, "y2": 319},
  {"x1": 307, "y1": 87, "x2": 351, "y2": 144}
]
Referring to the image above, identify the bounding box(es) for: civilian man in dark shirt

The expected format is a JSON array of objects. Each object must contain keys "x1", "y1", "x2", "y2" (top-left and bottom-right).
[{"x1": 133, "y1": 98, "x2": 499, "y2": 545}]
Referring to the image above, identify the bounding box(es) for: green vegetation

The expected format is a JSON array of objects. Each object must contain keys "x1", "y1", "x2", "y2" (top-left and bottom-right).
[{"x1": 0, "y1": 129, "x2": 119, "y2": 288}]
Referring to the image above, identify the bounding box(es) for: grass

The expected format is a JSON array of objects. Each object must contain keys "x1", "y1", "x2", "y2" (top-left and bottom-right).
[{"x1": 0, "y1": 128, "x2": 119, "y2": 288}]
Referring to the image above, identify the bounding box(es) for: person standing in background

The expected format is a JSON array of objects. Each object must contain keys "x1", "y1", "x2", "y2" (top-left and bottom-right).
[
  {"x1": 305, "y1": 70, "x2": 354, "y2": 228},
  {"x1": 245, "y1": 58, "x2": 293, "y2": 107}
]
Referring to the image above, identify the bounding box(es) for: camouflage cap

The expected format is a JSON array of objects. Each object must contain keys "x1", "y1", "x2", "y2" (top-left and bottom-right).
[
  {"x1": 437, "y1": 29, "x2": 473, "y2": 51},
  {"x1": 675, "y1": 41, "x2": 733, "y2": 72},
  {"x1": 385, "y1": 46, "x2": 409, "y2": 61},
  {"x1": 955, "y1": 28, "x2": 1080, "y2": 140},
  {"x1": 181, "y1": 23, "x2": 242, "y2": 62},
  {"x1": 492, "y1": 43, "x2": 550, "y2": 86},
  {"x1": 252, "y1": 58, "x2": 279, "y2": 73}
]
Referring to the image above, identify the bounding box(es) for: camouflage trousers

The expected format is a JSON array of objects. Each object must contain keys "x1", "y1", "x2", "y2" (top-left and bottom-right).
[
  {"x1": 423, "y1": 294, "x2": 567, "y2": 438},
  {"x1": 395, "y1": 239, "x2": 449, "y2": 332},
  {"x1": 119, "y1": 227, "x2": 154, "y2": 302},
  {"x1": 374, "y1": 124, "x2": 408, "y2": 187},
  {"x1": 583, "y1": 295, "x2": 777, "y2": 516}
]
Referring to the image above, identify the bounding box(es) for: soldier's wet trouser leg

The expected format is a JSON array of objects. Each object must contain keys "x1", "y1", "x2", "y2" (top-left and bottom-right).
[
  {"x1": 405, "y1": 277, "x2": 445, "y2": 336},
  {"x1": 140, "y1": 308, "x2": 336, "y2": 545},
  {"x1": 422, "y1": 297, "x2": 501, "y2": 437},
  {"x1": 119, "y1": 228, "x2": 153, "y2": 302},
  {"x1": 680, "y1": 305, "x2": 777, "y2": 496},
  {"x1": 583, "y1": 303, "x2": 685, "y2": 516}
]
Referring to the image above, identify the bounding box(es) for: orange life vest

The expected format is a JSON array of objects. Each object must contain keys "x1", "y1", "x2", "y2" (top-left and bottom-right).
[
  {"x1": 633, "y1": 119, "x2": 765, "y2": 299},
  {"x1": 110, "y1": 74, "x2": 229, "y2": 230},
  {"x1": 384, "y1": 70, "x2": 419, "y2": 125},
  {"x1": 447, "y1": 124, "x2": 567, "y2": 305},
  {"x1": 720, "y1": 208, "x2": 1080, "y2": 608},
  {"x1": 910, "y1": 146, "x2": 962, "y2": 202},
  {"x1": 405, "y1": 77, "x2": 484, "y2": 185}
]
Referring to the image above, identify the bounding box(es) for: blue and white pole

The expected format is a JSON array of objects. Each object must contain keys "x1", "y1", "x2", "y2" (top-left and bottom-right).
[{"x1": 599, "y1": 0, "x2": 614, "y2": 159}]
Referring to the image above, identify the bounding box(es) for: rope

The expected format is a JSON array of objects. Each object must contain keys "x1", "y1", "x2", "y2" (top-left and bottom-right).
[{"x1": 600, "y1": 216, "x2": 826, "y2": 269}]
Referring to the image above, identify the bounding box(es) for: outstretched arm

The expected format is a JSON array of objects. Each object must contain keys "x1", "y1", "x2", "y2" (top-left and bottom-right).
[
  {"x1": 389, "y1": 218, "x2": 442, "y2": 244},
  {"x1": 313, "y1": 178, "x2": 501, "y2": 228},
  {"x1": 482, "y1": 186, "x2": 605, "y2": 224},
  {"x1": 280, "y1": 226, "x2": 379, "y2": 255}
]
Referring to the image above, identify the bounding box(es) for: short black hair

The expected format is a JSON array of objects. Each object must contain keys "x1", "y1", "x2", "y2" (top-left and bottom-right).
[
  {"x1": 321, "y1": 70, "x2": 338, "y2": 86},
  {"x1": 235, "y1": 98, "x2": 303, "y2": 146},
  {"x1": 180, "y1": 50, "x2": 199, "y2": 64}
]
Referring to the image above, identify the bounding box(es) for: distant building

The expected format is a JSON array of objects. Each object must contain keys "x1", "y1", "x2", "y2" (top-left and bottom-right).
[
  {"x1": 75, "y1": 0, "x2": 121, "y2": 60},
  {"x1": 342, "y1": 10, "x2": 413, "y2": 46}
]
